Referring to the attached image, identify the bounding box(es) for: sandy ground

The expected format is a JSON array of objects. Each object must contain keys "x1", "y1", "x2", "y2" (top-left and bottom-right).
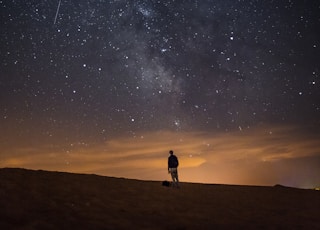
[{"x1": 0, "y1": 168, "x2": 319, "y2": 229}]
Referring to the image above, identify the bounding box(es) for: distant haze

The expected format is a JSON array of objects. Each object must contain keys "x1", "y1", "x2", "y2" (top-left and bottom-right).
[{"x1": 2, "y1": 123, "x2": 319, "y2": 188}]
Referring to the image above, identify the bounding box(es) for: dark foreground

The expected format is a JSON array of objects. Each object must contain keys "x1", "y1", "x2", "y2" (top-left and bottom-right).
[{"x1": 0, "y1": 168, "x2": 319, "y2": 229}]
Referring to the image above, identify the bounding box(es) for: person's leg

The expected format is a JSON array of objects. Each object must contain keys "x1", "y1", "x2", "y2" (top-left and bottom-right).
[
  {"x1": 171, "y1": 169, "x2": 179, "y2": 188},
  {"x1": 174, "y1": 172, "x2": 179, "y2": 187},
  {"x1": 175, "y1": 171, "x2": 179, "y2": 183},
  {"x1": 170, "y1": 172, "x2": 176, "y2": 187}
]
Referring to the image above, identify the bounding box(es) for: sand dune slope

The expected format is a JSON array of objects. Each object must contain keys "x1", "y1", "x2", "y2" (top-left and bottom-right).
[{"x1": 0, "y1": 168, "x2": 319, "y2": 229}]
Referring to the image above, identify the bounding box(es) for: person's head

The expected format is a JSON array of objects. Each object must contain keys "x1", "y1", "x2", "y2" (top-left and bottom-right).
[{"x1": 169, "y1": 150, "x2": 173, "y2": 155}]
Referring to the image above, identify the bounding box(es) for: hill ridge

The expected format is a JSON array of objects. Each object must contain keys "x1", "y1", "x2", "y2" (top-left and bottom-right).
[{"x1": 1, "y1": 168, "x2": 319, "y2": 229}]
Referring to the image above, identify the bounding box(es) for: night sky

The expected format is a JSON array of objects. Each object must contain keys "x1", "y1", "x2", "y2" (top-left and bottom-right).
[{"x1": 1, "y1": 0, "x2": 320, "y2": 188}]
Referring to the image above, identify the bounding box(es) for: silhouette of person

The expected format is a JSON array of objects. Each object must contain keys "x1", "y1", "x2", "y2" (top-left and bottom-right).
[{"x1": 168, "y1": 150, "x2": 179, "y2": 188}]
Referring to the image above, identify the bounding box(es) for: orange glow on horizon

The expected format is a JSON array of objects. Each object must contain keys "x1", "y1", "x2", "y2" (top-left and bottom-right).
[{"x1": 1, "y1": 124, "x2": 319, "y2": 188}]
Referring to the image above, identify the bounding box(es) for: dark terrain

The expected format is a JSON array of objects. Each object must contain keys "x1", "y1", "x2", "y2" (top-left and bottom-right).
[{"x1": 0, "y1": 168, "x2": 319, "y2": 229}]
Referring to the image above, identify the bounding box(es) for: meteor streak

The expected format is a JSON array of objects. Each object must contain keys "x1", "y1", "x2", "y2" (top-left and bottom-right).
[{"x1": 54, "y1": 0, "x2": 61, "y2": 24}]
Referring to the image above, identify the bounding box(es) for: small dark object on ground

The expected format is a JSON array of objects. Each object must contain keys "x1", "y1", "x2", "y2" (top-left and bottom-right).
[{"x1": 162, "y1": 180, "x2": 171, "y2": 187}]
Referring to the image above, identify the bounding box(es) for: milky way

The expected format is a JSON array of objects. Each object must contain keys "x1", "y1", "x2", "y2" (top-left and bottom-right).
[{"x1": 1, "y1": 1, "x2": 320, "y2": 187}]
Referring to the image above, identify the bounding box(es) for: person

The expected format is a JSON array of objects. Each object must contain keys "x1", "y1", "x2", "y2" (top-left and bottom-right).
[{"x1": 168, "y1": 150, "x2": 179, "y2": 188}]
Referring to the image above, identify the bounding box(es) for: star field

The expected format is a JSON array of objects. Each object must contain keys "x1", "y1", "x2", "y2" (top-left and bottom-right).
[{"x1": 1, "y1": 0, "x2": 320, "y2": 187}]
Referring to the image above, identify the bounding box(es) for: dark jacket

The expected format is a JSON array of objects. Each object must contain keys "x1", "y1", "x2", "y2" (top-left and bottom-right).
[{"x1": 168, "y1": 154, "x2": 179, "y2": 169}]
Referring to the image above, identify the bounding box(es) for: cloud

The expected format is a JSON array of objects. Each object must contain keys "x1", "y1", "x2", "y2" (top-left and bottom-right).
[{"x1": 1, "y1": 124, "x2": 319, "y2": 187}]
